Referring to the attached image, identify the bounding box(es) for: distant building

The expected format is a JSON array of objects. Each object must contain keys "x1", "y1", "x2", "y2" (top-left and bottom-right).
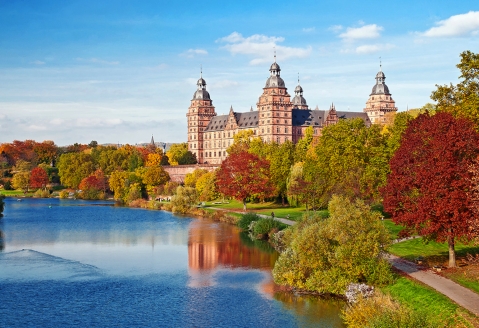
[{"x1": 187, "y1": 60, "x2": 397, "y2": 164}]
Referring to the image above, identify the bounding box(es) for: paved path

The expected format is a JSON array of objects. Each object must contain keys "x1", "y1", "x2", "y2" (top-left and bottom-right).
[
  {"x1": 386, "y1": 254, "x2": 479, "y2": 316},
  {"x1": 207, "y1": 207, "x2": 479, "y2": 316}
]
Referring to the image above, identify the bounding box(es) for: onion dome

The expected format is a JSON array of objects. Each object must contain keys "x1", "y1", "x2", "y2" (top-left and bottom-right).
[
  {"x1": 370, "y1": 67, "x2": 391, "y2": 96},
  {"x1": 265, "y1": 60, "x2": 285, "y2": 88},
  {"x1": 292, "y1": 81, "x2": 307, "y2": 107},
  {"x1": 192, "y1": 76, "x2": 211, "y2": 100}
]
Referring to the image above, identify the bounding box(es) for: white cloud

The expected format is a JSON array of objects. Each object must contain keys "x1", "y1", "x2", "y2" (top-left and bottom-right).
[
  {"x1": 181, "y1": 49, "x2": 208, "y2": 58},
  {"x1": 76, "y1": 58, "x2": 120, "y2": 65},
  {"x1": 422, "y1": 11, "x2": 479, "y2": 37},
  {"x1": 217, "y1": 32, "x2": 311, "y2": 65},
  {"x1": 32, "y1": 60, "x2": 45, "y2": 65},
  {"x1": 328, "y1": 25, "x2": 343, "y2": 33},
  {"x1": 302, "y1": 27, "x2": 315, "y2": 33},
  {"x1": 355, "y1": 43, "x2": 395, "y2": 54},
  {"x1": 339, "y1": 24, "x2": 383, "y2": 40},
  {"x1": 211, "y1": 80, "x2": 239, "y2": 89}
]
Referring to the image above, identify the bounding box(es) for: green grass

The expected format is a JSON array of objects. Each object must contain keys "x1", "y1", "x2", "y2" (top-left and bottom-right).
[
  {"x1": 204, "y1": 199, "x2": 319, "y2": 221},
  {"x1": 382, "y1": 275, "x2": 474, "y2": 327},
  {"x1": 0, "y1": 190, "x2": 34, "y2": 197},
  {"x1": 382, "y1": 219, "x2": 404, "y2": 239},
  {"x1": 388, "y1": 237, "x2": 479, "y2": 262},
  {"x1": 449, "y1": 276, "x2": 479, "y2": 295}
]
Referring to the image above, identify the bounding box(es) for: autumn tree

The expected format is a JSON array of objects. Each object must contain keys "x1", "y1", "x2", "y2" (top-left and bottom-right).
[
  {"x1": 166, "y1": 143, "x2": 197, "y2": 165},
  {"x1": 184, "y1": 169, "x2": 209, "y2": 187},
  {"x1": 382, "y1": 112, "x2": 479, "y2": 267},
  {"x1": 216, "y1": 150, "x2": 275, "y2": 211},
  {"x1": 137, "y1": 166, "x2": 170, "y2": 195},
  {"x1": 33, "y1": 141, "x2": 59, "y2": 165},
  {"x1": 196, "y1": 171, "x2": 218, "y2": 201},
  {"x1": 431, "y1": 51, "x2": 479, "y2": 130},
  {"x1": 57, "y1": 152, "x2": 95, "y2": 188},
  {"x1": 12, "y1": 171, "x2": 30, "y2": 192},
  {"x1": 171, "y1": 186, "x2": 198, "y2": 214},
  {"x1": 30, "y1": 167, "x2": 49, "y2": 189}
]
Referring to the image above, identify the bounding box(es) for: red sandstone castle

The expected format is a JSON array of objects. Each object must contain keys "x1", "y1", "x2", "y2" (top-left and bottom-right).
[{"x1": 187, "y1": 59, "x2": 397, "y2": 164}]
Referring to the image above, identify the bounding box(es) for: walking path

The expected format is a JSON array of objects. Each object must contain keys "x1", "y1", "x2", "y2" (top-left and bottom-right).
[
  {"x1": 386, "y1": 254, "x2": 479, "y2": 316},
  {"x1": 206, "y1": 207, "x2": 479, "y2": 316}
]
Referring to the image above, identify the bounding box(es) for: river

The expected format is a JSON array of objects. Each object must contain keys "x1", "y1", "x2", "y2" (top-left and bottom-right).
[{"x1": 0, "y1": 198, "x2": 345, "y2": 327}]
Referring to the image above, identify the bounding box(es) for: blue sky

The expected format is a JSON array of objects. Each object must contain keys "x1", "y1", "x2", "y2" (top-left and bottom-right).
[{"x1": 0, "y1": 0, "x2": 478, "y2": 145}]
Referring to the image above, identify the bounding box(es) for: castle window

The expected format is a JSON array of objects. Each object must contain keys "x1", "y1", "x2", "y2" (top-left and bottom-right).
[
  {"x1": 223, "y1": 151, "x2": 226, "y2": 156},
  {"x1": 262, "y1": 129, "x2": 264, "y2": 133},
  {"x1": 214, "y1": 152, "x2": 216, "y2": 157},
  {"x1": 267, "y1": 128, "x2": 270, "y2": 133},
  {"x1": 277, "y1": 137, "x2": 280, "y2": 143},
  {"x1": 285, "y1": 127, "x2": 288, "y2": 133},
  {"x1": 194, "y1": 144, "x2": 196, "y2": 148},
  {"x1": 228, "y1": 132, "x2": 230, "y2": 137},
  {"x1": 277, "y1": 127, "x2": 280, "y2": 133}
]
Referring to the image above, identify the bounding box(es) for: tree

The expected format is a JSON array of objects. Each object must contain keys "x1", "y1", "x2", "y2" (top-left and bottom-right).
[
  {"x1": 268, "y1": 141, "x2": 295, "y2": 205},
  {"x1": 33, "y1": 140, "x2": 58, "y2": 165},
  {"x1": 30, "y1": 167, "x2": 49, "y2": 189},
  {"x1": 196, "y1": 171, "x2": 219, "y2": 201},
  {"x1": 184, "y1": 169, "x2": 209, "y2": 187},
  {"x1": 166, "y1": 143, "x2": 197, "y2": 165},
  {"x1": 294, "y1": 126, "x2": 314, "y2": 163},
  {"x1": 139, "y1": 166, "x2": 170, "y2": 194},
  {"x1": 12, "y1": 171, "x2": 30, "y2": 192},
  {"x1": 145, "y1": 153, "x2": 163, "y2": 167},
  {"x1": 216, "y1": 150, "x2": 275, "y2": 211},
  {"x1": 57, "y1": 152, "x2": 95, "y2": 188},
  {"x1": 431, "y1": 51, "x2": 479, "y2": 130},
  {"x1": 272, "y1": 195, "x2": 392, "y2": 294},
  {"x1": 171, "y1": 186, "x2": 198, "y2": 214},
  {"x1": 382, "y1": 112, "x2": 479, "y2": 267}
]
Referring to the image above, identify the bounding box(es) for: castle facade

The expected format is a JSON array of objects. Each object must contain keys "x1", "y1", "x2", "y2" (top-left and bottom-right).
[{"x1": 187, "y1": 60, "x2": 397, "y2": 164}]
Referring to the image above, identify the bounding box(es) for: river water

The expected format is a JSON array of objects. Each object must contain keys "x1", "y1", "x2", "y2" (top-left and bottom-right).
[{"x1": 0, "y1": 198, "x2": 345, "y2": 327}]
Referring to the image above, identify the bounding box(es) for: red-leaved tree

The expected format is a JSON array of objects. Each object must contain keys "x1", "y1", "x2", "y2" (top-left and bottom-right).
[
  {"x1": 30, "y1": 167, "x2": 49, "y2": 189},
  {"x1": 382, "y1": 112, "x2": 479, "y2": 267},
  {"x1": 216, "y1": 151, "x2": 275, "y2": 211}
]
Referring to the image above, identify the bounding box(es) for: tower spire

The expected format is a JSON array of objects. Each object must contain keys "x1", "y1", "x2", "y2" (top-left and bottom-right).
[
  {"x1": 298, "y1": 72, "x2": 300, "y2": 84},
  {"x1": 274, "y1": 47, "x2": 276, "y2": 62},
  {"x1": 379, "y1": 57, "x2": 382, "y2": 71},
  {"x1": 200, "y1": 64, "x2": 202, "y2": 78}
]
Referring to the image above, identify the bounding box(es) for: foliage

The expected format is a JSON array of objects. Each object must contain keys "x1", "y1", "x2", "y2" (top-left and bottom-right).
[
  {"x1": 57, "y1": 152, "x2": 95, "y2": 188},
  {"x1": 431, "y1": 50, "x2": 479, "y2": 130},
  {"x1": 384, "y1": 111, "x2": 414, "y2": 156},
  {"x1": 108, "y1": 171, "x2": 139, "y2": 203},
  {"x1": 171, "y1": 186, "x2": 197, "y2": 214},
  {"x1": 29, "y1": 167, "x2": 49, "y2": 189},
  {"x1": 342, "y1": 291, "x2": 437, "y2": 328},
  {"x1": 138, "y1": 165, "x2": 169, "y2": 194},
  {"x1": 59, "y1": 190, "x2": 69, "y2": 199},
  {"x1": 33, "y1": 189, "x2": 50, "y2": 198},
  {"x1": 382, "y1": 112, "x2": 479, "y2": 267},
  {"x1": 184, "y1": 168, "x2": 209, "y2": 187},
  {"x1": 195, "y1": 171, "x2": 218, "y2": 201},
  {"x1": 216, "y1": 150, "x2": 275, "y2": 211},
  {"x1": 226, "y1": 129, "x2": 255, "y2": 155},
  {"x1": 303, "y1": 118, "x2": 389, "y2": 206},
  {"x1": 294, "y1": 126, "x2": 314, "y2": 163},
  {"x1": 12, "y1": 171, "x2": 30, "y2": 192},
  {"x1": 166, "y1": 143, "x2": 197, "y2": 165},
  {"x1": 267, "y1": 141, "x2": 295, "y2": 204},
  {"x1": 0, "y1": 194, "x2": 4, "y2": 217},
  {"x1": 273, "y1": 195, "x2": 393, "y2": 294},
  {"x1": 79, "y1": 170, "x2": 107, "y2": 200},
  {"x1": 145, "y1": 152, "x2": 163, "y2": 167},
  {"x1": 237, "y1": 212, "x2": 262, "y2": 231},
  {"x1": 252, "y1": 217, "x2": 284, "y2": 236}
]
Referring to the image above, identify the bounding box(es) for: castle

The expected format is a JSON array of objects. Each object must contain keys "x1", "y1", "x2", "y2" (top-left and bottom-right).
[{"x1": 187, "y1": 59, "x2": 397, "y2": 164}]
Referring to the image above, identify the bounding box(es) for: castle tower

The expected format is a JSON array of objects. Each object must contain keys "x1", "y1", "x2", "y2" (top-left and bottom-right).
[
  {"x1": 187, "y1": 74, "x2": 216, "y2": 163},
  {"x1": 257, "y1": 57, "x2": 293, "y2": 143},
  {"x1": 291, "y1": 75, "x2": 308, "y2": 110},
  {"x1": 364, "y1": 64, "x2": 397, "y2": 124}
]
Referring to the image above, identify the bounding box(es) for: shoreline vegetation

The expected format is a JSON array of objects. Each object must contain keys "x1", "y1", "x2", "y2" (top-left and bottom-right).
[{"x1": 3, "y1": 193, "x2": 479, "y2": 327}]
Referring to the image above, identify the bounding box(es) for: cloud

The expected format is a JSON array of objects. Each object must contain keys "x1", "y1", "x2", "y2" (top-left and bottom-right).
[
  {"x1": 76, "y1": 58, "x2": 120, "y2": 65},
  {"x1": 339, "y1": 24, "x2": 383, "y2": 40},
  {"x1": 32, "y1": 60, "x2": 45, "y2": 65},
  {"x1": 355, "y1": 43, "x2": 395, "y2": 54},
  {"x1": 181, "y1": 49, "x2": 208, "y2": 58},
  {"x1": 211, "y1": 80, "x2": 239, "y2": 89},
  {"x1": 422, "y1": 11, "x2": 479, "y2": 37},
  {"x1": 302, "y1": 27, "x2": 315, "y2": 33},
  {"x1": 217, "y1": 32, "x2": 311, "y2": 65},
  {"x1": 328, "y1": 25, "x2": 343, "y2": 33}
]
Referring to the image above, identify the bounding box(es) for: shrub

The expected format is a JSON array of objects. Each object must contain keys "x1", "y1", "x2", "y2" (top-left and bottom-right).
[
  {"x1": 253, "y1": 217, "x2": 283, "y2": 237},
  {"x1": 237, "y1": 212, "x2": 261, "y2": 231},
  {"x1": 342, "y1": 291, "x2": 436, "y2": 328},
  {"x1": 33, "y1": 189, "x2": 50, "y2": 198},
  {"x1": 59, "y1": 190, "x2": 69, "y2": 199}
]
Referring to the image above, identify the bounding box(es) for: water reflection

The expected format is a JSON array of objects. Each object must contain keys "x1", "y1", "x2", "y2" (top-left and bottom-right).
[{"x1": 0, "y1": 229, "x2": 5, "y2": 251}]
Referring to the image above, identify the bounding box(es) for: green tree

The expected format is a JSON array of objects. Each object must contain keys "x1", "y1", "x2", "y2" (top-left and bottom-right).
[
  {"x1": 12, "y1": 171, "x2": 30, "y2": 192},
  {"x1": 196, "y1": 171, "x2": 219, "y2": 201},
  {"x1": 273, "y1": 195, "x2": 392, "y2": 294},
  {"x1": 294, "y1": 126, "x2": 314, "y2": 163},
  {"x1": 166, "y1": 143, "x2": 197, "y2": 165},
  {"x1": 431, "y1": 50, "x2": 479, "y2": 130},
  {"x1": 303, "y1": 118, "x2": 389, "y2": 205},
  {"x1": 184, "y1": 168, "x2": 209, "y2": 187},
  {"x1": 108, "y1": 171, "x2": 130, "y2": 202},
  {"x1": 57, "y1": 152, "x2": 95, "y2": 188},
  {"x1": 268, "y1": 141, "x2": 295, "y2": 204},
  {"x1": 138, "y1": 166, "x2": 170, "y2": 195},
  {"x1": 171, "y1": 186, "x2": 198, "y2": 214}
]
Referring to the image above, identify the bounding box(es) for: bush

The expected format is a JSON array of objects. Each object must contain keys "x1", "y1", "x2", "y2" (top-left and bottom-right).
[
  {"x1": 342, "y1": 291, "x2": 436, "y2": 328},
  {"x1": 237, "y1": 212, "x2": 261, "y2": 231},
  {"x1": 33, "y1": 189, "x2": 50, "y2": 198},
  {"x1": 253, "y1": 217, "x2": 283, "y2": 237},
  {"x1": 59, "y1": 190, "x2": 69, "y2": 199}
]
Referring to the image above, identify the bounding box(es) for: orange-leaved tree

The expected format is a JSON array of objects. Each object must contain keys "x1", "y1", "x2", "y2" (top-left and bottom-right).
[
  {"x1": 30, "y1": 167, "x2": 49, "y2": 190},
  {"x1": 382, "y1": 112, "x2": 479, "y2": 267},
  {"x1": 216, "y1": 150, "x2": 275, "y2": 211}
]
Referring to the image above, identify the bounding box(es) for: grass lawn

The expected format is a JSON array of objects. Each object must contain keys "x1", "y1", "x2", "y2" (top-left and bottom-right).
[
  {"x1": 388, "y1": 237, "x2": 479, "y2": 264},
  {"x1": 441, "y1": 264, "x2": 479, "y2": 295},
  {"x1": 382, "y1": 219, "x2": 404, "y2": 239},
  {"x1": 204, "y1": 199, "x2": 327, "y2": 221},
  {"x1": 0, "y1": 190, "x2": 34, "y2": 197},
  {"x1": 382, "y1": 275, "x2": 479, "y2": 327}
]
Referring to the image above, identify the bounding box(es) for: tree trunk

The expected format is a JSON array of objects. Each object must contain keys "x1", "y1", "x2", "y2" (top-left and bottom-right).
[
  {"x1": 243, "y1": 199, "x2": 247, "y2": 212},
  {"x1": 448, "y1": 236, "x2": 456, "y2": 268}
]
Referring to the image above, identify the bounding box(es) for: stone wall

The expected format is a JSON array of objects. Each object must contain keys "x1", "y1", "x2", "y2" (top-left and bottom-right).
[{"x1": 163, "y1": 164, "x2": 220, "y2": 183}]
